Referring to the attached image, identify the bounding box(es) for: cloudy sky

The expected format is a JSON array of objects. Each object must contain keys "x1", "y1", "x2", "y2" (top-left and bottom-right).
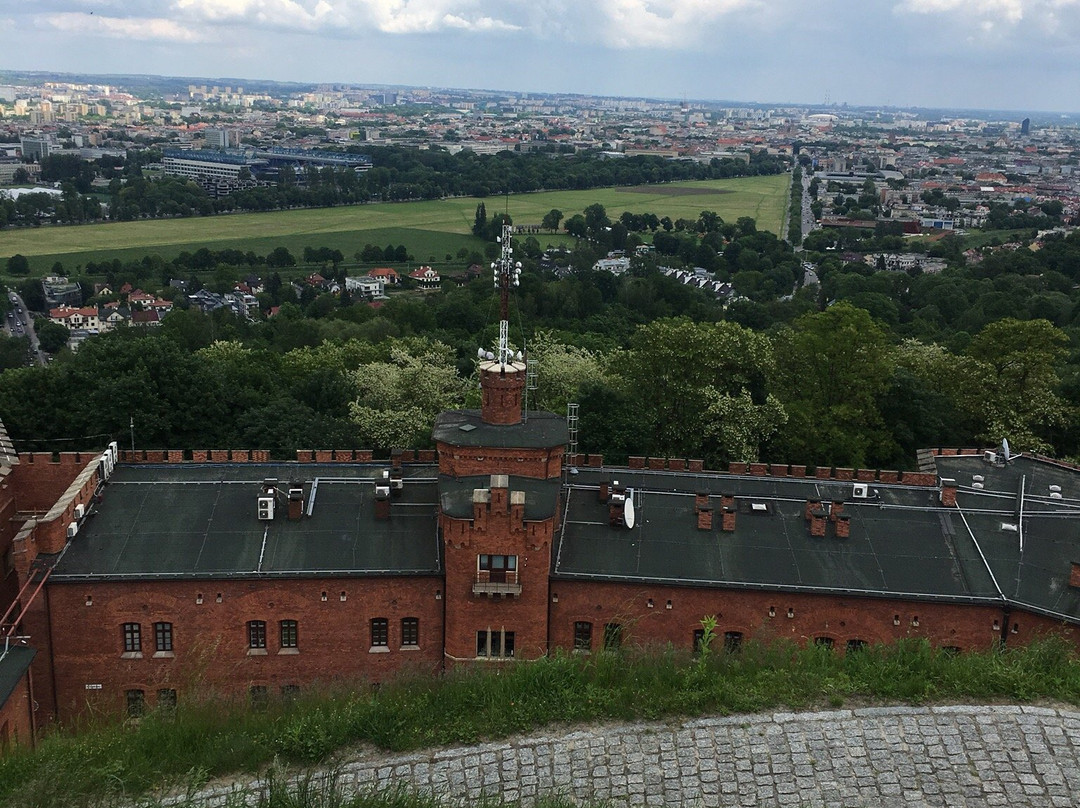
[{"x1": 4, "y1": 0, "x2": 1080, "y2": 112}]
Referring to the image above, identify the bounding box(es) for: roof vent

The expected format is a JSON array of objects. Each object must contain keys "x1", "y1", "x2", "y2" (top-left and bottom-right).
[
  {"x1": 972, "y1": 482, "x2": 984, "y2": 490},
  {"x1": 1050, "y1": 492, "x2": 1063, "y2": 500},
  {"x1": 972, "y1": 475, "x2": 984, "y2": 483},
  {"x1": 1049, "y1": 485, "x2": 1062, "y2": 493},
  {"x1": 1000, "y1": 522, "x2": 1018, "y2": 532},
  {"x1": 852, "y1": 483, "x2": 869, "y2": 499},
  {"x1": 983, "y1": 450, "x2": 998, "y2": 464}
]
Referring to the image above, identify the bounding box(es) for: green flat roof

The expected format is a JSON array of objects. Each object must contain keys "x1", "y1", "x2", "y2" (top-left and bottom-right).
[
  {"x1": 433, "y1": 410, "x2": 569, "y2": 449},
  {"x1": 52, "y1": 464, "x2": 441, "y2": 581},
  {"x1": 554, "y1": 469, "x2": 1001, "y2": 603}
]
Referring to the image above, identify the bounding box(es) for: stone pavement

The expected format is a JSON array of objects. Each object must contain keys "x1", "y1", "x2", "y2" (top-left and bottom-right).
[{"x1": 179, "y1": 705, "x2": 1080, "y2": 807}]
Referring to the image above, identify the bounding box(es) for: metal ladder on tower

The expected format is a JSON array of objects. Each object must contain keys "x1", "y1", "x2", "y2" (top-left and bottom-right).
[{"x1": 566, "y1": 402, "x2": 579, "y2": 470}]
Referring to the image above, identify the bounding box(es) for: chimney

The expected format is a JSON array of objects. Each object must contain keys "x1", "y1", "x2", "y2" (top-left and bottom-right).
[
  {"x1": 390, "y1": 463, "x2": 404, "y2": 498},
  {"x1": 721, "y1": 506, "x2": 736, "y2": 532},
  {"x1": 1070, "y1": 562, "x2": 1080, "y2": 589},
  {"x1": 287, "y1": 486, "x2": 304, "y2": 520},
  {"x1": 598, "y1": 481, "x2": 610, "y2": 503},
  {"x1": 804, "y1": 499, "x2": 821, "y2": 521},
  {"x1": 490, "y1": 474, "x2": 509, "y2": 514},
  {"x1": 810, "y1": 508, "x2": 827, "y2": 537},
  {"x1": 374, "y1": 487, "x2": 391, "y2": 520},
  {"x1": 939, "y1": 478, "x2": 957, "y2": 507},
  {"x1": 720, "y1": 493, "x2": 735, "y2": 510},
  {"x1": 695, "y1": 491, "x2": 710, "y2": 511},
  {"x1": 835, "y1": 513, "x2": 850, "y2": 538},
  {"x1": 830, "y1": 500, "x2": 845, "y2": 522},
  {"x1": 697, "y1": 504, "x2": 713, "y2": 531}
]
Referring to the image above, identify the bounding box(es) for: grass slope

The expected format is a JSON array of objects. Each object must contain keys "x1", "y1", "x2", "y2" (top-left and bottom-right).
[
  {"x1": 0, "y1": 176, "x2": 789, "y2": 271},
  {"x1": 4, "y1": 637, "x2": 1080, "y2": 808}
]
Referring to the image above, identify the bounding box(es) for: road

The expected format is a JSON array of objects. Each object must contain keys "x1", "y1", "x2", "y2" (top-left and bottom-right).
[{"x1": 4, "y1": 291, "x2": 47, "y2": 366}]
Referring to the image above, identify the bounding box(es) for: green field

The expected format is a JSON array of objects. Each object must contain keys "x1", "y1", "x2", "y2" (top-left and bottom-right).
[{"x1": 0, "y1": 176, "x2": 789, "y2": 271}]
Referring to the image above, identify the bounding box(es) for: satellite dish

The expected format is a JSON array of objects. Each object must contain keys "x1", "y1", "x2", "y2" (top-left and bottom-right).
[
  {"x1": 624, "y1": 497, "x2": 636, "y2": 530},
  {"x1": 1002, "y1": 438, "x2": 1011, "y2": 463}
]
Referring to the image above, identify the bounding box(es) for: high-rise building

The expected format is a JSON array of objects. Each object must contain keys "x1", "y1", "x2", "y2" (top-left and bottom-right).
[{"x1": 1021, "y1": 117, "x2": 1031, "y2": 136}]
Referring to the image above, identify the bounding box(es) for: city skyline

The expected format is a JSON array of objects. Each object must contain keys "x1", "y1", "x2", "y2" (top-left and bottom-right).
[{"x1": 4, "y1": 0, "x2": 1080, "y2": 114}]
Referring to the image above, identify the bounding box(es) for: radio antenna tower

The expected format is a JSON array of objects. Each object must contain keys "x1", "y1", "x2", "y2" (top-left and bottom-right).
[{"x1": 492, "y1": 220, "x2": 522, "y2": 367}]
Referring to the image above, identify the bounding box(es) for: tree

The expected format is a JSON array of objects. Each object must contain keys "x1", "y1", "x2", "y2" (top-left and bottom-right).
[
  {"x1": 472, "y1": 202, "x2": 487, "y2": 238},
  {"x1": 564, "y1": 214, "x2": 587, "y2": 239},
  {"x1": 266, "y1": 247, "x2": 296, "y2": 268},
  {"x1": 541, "y1": 209, "x2": 563, "y2": 233},
  {"x1": 770, "y1": 303, "x2": 894, "y2": 467},
  {"x1": 6, "y1": 254, "x2": 30, "y2": 275},
  {"x1": 618, "y1": 318, "x2": 784, "y2": 464},
  {"x1": 349, "y1": 339, "x2": 466, "y2": 450}
]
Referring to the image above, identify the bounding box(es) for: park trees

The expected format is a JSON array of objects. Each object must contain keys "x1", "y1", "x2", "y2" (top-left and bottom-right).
[{"x1": 616, "y1": 318, "x2": 784, "y2": 464}]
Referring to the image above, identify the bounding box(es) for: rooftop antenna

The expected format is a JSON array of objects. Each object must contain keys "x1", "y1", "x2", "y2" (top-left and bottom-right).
[{"x1": 491, "y1": 219, "x2": 521, "y2": 368}]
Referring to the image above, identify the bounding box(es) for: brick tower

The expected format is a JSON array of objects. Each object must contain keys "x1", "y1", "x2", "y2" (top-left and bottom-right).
[{"x1": 434, "y1": 223, "x2": 568, "y2": 663}]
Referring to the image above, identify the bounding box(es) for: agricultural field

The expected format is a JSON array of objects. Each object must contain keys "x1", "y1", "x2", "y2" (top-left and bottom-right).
[{"x1": 0, "y1": 175, "x2": 790, "y2": 272}]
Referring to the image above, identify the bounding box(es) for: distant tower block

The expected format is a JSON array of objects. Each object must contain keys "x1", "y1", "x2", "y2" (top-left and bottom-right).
[
  {"x1": 480, "y1": 360, "x2": 527, "y2": 425},
  {"x1": 1021, "y1": 117, "x2": 1031, "y2": 136}
]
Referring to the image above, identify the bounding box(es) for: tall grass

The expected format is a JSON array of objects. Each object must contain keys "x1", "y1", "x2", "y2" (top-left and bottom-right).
[{"x1": 5, "y1": 637, "x2": 1080, "y2": 807}]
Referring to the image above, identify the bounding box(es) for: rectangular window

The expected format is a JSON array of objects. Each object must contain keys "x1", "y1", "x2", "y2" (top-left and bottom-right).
[
  {"x1": 401, "y1": 617, "x2": 419, "y2": 647},
  {"x1": 281, "y1": 684, "x2": 301, "y2": 700},
  {"x1": 603, "y1": 623, "x2": 622, "y2": 651},
  {"x1": 280, "y1": 620, "x2": 298, "y2": 649},
  {"x1": 247, "y1": 620, "x2": 267, "y2": 649},
  {"x1": 573, "y1": 621, "x2": 593, "y2": 651},
  {"x1": 478, "y1": 554, "x2": 517, "y2": 582},
  {"x1": 126, "y1": 689, "x2": 145, "y2": 718},
  {"x1": 476, "y1": 629, "x2": 515, "y2": 658},
  {"x1": 157, "y1": 689, "x2": 177, "y2": 713},
  {"x1": 371, "y1": 618, "x2": 388, "y2": 647},
  {"x1": 249, "y1": 685, "x2": 268, "y2": 711},
  {"x1": 692, "y1": 628, "x2": 705, "y2": 654},
  {"x1": 154, "y1": 622, "x2": 173, "y2": 653},
  {"x1": 122, "y1": 622, "x2": 141, "y2": 653},
  {"x1": 724, "y1": 631, "x2": 743, "y2": 653}
]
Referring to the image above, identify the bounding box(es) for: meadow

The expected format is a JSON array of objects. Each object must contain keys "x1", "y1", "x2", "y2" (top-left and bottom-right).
[{"x1": 0, "y1": 176, "x2": 790, "y2": 272}]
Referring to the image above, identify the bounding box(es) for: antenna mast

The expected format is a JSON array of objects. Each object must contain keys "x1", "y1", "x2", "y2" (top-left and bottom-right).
[{"x1": 492, "y1": 220, "x2": 521, "y2": 368}]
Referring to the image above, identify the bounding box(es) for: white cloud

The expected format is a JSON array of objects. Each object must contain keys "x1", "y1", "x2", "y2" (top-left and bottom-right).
[
  {"x1": 896, "y1": 0, "x2": 1080, "y2": 23},
  {"x1": 41, "y1": 12, "x2": 207, "y2": 42}
]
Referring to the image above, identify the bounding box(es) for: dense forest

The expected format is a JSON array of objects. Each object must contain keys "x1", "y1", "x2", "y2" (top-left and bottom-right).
[{"x1": 2, "y1": 218, "x2": 1079, "y2": 470}]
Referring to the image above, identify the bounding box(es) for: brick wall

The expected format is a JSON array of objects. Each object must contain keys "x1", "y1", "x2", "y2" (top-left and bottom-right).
[
  {"x1": 440, "y1": 482, "x2": 556, "y2": 663},
  {"x1": 549, "y1": 581, "x2": 1005, "y2": 656},
  {"x1": 9, "y1": 453, "x2": 89, "y2": 513},
  {"x1": 0, "y1": 661, "x2": 34, "y2": 750},
  {"x1": 437, "y1": 444, "x2": 564, "y2": 480},
  {"x1": 45, "y1": 576, "x2": 443, "y2": 722}
]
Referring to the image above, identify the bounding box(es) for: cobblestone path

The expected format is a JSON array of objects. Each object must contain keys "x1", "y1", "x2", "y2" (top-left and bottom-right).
[{"x1": 185, "y1": 705, "x2": 1080, "y2": 807}]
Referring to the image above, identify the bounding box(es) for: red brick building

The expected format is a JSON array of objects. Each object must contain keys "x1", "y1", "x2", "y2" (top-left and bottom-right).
[{"x1": 3, "y1": 361, "x2": 1080, "y2": 739}]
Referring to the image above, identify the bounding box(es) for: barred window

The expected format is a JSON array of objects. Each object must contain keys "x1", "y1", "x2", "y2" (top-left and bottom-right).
[
  {"x1": 401, "y1": 617, "x2": 419, "y2": 647},
  {"x1": 126, "y1": 689, "x2": 145, "y2": 718}
]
